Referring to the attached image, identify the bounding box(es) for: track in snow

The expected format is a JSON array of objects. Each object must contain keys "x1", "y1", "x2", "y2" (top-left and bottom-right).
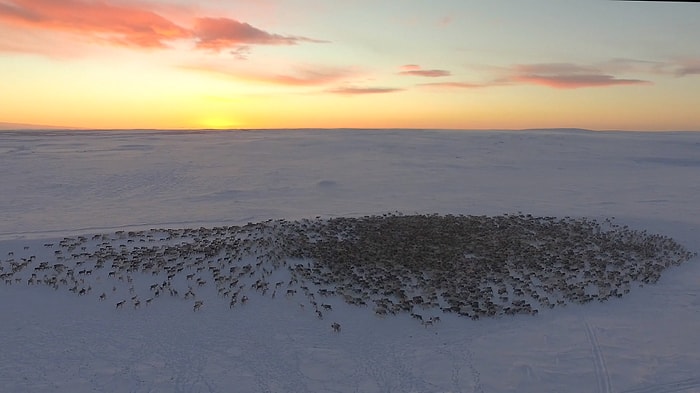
[{"x1": 585, "y1": 320, "x2": 613, "y2": 393}]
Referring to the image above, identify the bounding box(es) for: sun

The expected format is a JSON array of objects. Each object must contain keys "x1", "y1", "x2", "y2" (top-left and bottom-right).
[{"x1": 199, "y1": 117, "x2": 240, "y2": 130}]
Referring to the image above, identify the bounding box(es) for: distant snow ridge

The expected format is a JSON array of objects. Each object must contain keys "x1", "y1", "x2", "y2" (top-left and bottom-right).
[{"x1": 1, "y1": 213, "x2": 695, "y2": 323}]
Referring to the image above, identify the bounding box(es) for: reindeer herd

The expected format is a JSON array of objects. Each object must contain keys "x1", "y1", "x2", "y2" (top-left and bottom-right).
[{"x1": 1, "y1": 214, "x2": 695, "y2": 334}]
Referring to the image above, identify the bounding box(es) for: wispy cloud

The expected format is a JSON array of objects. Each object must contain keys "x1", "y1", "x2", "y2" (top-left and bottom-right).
[
  {"x1": 182, "y1": 63, "x2": 356, "y2": 87},
  {"x1": 416, "y1": 61, "x2": 654, "y2": 90},
  {"x1": 419, "y1": 81, "x2": 489, "y2": 89},
  {"x1": 325, "y1": 86, "x2": 403, "y2": 95},
  {"x1": 0, "y1": 0, "x2": 325, "y2": 54},
  {"x1": 193, "y1": 17, "x2": 327, "y2": 52},
  {"x1": 264, "y1": 68, "x2": 354, "y2": 86},
  {"x1": 438, "y1": 16, "x2": 453, "y2": 27},
  {"x1": 595, "y1": 58, "x2": 700, "y2": 78},
  {"x1": 671, "y1": 59, "x2": 700, "y2": 77},
  {"x1": 507, "y1": 63, "x2": 652, "y2": 88},
  {"x1": 229, "y1": 46, "x2": 253, "y2": 60},
  {"x1": 599, "y1": 58, "x2": 665, "y2": 74},
  {"x1": 398, "y1": 64, "x2": 451, "y2": 77}
]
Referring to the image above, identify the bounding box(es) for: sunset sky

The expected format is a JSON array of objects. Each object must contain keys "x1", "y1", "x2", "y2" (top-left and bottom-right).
[{"x1": 1, "y1": 0, "x2": 699, "y2": 130}]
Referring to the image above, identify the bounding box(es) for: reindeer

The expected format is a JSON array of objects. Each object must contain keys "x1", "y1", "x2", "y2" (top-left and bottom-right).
[
  {"x1": 99, "y1": 293, "x2": 106, "y2": 301},
  {"x1": 193, "y1": 300, "x2": 203, "y2": 311},
  {"x1": 115, "y1": 300, "x2": 126, "y2": 309},
  {"x1": 331, "y1": 322, "x2": 341, "y2": 333}
]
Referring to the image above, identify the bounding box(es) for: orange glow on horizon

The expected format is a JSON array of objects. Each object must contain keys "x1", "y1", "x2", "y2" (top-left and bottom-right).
[{"x1": 0, "y1": 1, "x2": 698, "y2": 131}]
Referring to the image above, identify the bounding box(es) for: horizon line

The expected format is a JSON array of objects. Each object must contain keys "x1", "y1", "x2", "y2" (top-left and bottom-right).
[{"x1": 1, "y1": 126, "x2": 699, "y2": 133}]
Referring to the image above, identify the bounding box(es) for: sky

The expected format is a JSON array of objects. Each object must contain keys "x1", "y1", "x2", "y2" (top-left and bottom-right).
[{"x1": 0, "y1": 0, "x2": 699, "y2": 131}]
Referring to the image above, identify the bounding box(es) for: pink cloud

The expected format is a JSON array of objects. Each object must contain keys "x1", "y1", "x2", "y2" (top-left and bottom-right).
[
  {"x1": 508, "y1": 63, "x2": 651, "y2": 88},
  {"x1": 0, "y1": 0, "x2": 326, "y2": 54},
  {"x1": 0, "y1": 1, "x2": 37, "y2": 20},
  {"x1": 182, "y1": 63, "x2": 356, "y2": 86},
  {"x1": 0, "y1": 0, "x2": 191, "y2": 48},
  {"x1": 265, "y1": 68, "x2": 353, "y2": 86},
  {"x1": 398, "y1": 64, "x2": 451, "y2": 77},
  {"x1": 513, "y1": 74, "x2": 649, "y2": 88}
]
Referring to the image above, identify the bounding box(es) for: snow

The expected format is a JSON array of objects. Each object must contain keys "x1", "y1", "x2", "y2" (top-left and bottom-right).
[{"x1": 0, "y1": 128, "x2": 699, "y2": 393}]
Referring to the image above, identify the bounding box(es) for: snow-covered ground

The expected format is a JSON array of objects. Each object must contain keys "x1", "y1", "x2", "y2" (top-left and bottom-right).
[{"x1": 0, "y1": 129, "x2": 698, "y2": 393}]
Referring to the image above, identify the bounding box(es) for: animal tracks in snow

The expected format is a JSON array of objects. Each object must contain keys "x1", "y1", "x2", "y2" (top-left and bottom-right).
[
  {"x1": 620, "y1": 377, "x2": 700, "y2": 393},
  {"x1": 585, "y1": 320, "x2": 613, "y2": 393}
]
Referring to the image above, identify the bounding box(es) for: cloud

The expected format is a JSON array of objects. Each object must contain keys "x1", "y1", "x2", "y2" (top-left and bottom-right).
[
  {"x1": 265, "y1": 68, "x2": 354, "y2": 86},
  {"x1": 230, "y1": 45, "x2": 252, "y2": 60},
  {"x1": 415, "y1": 61, "x2": 654, "y2": 90},
  {"x1": 398, "y1": 64, "x2": 451, "y2": 77},
  {"x1": 182, "y1": 63, "x2": 356, "y2": 86},
  {"x1": 508, "y1": 63, "x2": 652, "y2": 88},
  {"x1": 0, "y1": 0, "x2": 326, "y2": 53},
  {"x1": 325, "y1": 86, "x2": 403, "y2": 95},
  {"x1": 0, "y1": 0, "x2": 191, "y2": 48},
  {"x1": 600, "y1": 58, "x2": 665, "y2": 74},
  {"x1": 438, "y1": 16, "x2": 453, "y2": 26},
  {"x1": 0, "y1": 2, "x2": 35, "y2": 20},
  {"x1": 419, "y1": 82, "x2": 489, "y2": 89},
  {"x1": 671, "y1": 59, "x2": 700, "y2": 77},
  {"x1": 596, "y1": 58, "x2": 700, "y2": 78},
  {"x1": 193, "y1": 17, "x2": 326, "y2": 52}
]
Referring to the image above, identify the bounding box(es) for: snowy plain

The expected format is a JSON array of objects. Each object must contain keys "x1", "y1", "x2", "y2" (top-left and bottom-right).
[{"x1": 0, "y1": 128, "x2": 699, "y2": 393}]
